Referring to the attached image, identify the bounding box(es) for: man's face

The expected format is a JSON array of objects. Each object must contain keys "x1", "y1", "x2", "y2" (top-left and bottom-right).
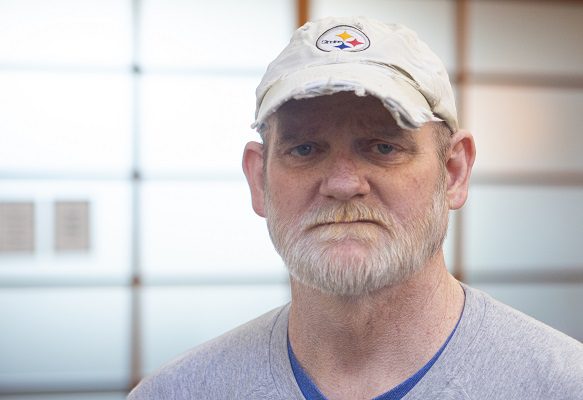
[{"x1": 260, "y1": 92, "x2": 450, "y2": 296}]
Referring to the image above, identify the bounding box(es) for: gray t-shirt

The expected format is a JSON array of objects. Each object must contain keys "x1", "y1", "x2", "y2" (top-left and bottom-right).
[{"x1": 129, "y1": 285, "x2": 583, "y2": 399}]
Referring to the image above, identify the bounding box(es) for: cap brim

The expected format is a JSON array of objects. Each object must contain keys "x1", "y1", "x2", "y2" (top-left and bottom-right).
[{"x1": 253, "y1": 63, "x2": 439, "y2": 131}]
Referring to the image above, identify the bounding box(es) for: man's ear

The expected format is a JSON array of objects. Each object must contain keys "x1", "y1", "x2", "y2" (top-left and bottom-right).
[
  {"x1": 242, "y1": 141, "x2": 266, "y2": 217},
  {"x1": 446, "y1": 130, "x2": 476, "y2": 210}
]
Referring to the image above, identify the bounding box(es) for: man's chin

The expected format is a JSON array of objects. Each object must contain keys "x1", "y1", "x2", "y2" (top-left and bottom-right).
[
  {"x1": 317, "y1": 239, "x2": 378, "y2": 261},
  {"x1": 284, "y1": 247, "x2": 399, "y2": 297}
]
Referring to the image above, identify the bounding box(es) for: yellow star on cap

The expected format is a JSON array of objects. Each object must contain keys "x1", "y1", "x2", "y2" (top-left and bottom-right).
[{"x1": 336, "y1": 31, "x2": 352, "y2": 40}]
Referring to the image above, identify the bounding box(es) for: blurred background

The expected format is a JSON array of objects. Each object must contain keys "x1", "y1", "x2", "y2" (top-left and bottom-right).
[{"x1": 0, "y1": 0, "x2": 582, "y2": 398}]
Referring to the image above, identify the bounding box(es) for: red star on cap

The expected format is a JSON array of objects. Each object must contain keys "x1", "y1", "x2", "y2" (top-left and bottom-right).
[{"x1": 347, "y1": 38, "x2": 364, "y2": 47}]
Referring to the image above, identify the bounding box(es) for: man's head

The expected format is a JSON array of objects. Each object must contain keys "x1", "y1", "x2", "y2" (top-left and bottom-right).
[{"x1": 243, "y1": 17, "x2": 475, "y2": 296}]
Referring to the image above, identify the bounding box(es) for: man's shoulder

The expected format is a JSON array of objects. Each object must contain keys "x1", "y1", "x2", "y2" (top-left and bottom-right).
[
  {"x1": 128, "y1": 304, "x2": 289, "y2": 400},
  {"x1": 458, "y1": 286, "x2": 583, "y2": 398},
  {"x1": 473, "y1": 285, "x2": 582, "y2": 355}
]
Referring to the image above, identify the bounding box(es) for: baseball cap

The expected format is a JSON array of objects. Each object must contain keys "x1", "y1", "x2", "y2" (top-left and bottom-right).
[{"x1": 252, "y1": 16, "x2": 458, "y2": 133}]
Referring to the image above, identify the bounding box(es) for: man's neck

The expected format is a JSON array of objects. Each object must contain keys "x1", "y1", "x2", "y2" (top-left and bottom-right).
[{"x1": 287, "y1": 253, "x2": 464, "y2": 400}]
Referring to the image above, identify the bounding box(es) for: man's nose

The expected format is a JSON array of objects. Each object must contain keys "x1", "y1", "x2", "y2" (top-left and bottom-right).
[{"x1": 318, "y1": 155, "x2": 371, "y2": 201}]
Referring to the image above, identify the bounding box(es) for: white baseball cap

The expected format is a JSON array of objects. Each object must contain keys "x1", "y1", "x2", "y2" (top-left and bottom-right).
[{"x1": 253, "y1": 16, "x2": 458, "y2": 132}]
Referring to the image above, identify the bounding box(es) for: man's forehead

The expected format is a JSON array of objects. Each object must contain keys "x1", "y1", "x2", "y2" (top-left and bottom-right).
[{"x1": 272, "y1": 92, "x2": 409, "y2": 138}]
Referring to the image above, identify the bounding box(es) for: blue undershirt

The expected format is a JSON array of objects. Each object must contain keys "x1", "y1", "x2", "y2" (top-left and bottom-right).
[{"x1": 287, "y1": 307, "x2": 463, "y2": 400}]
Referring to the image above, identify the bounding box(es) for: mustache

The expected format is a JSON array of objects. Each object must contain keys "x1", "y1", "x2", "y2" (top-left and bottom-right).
[{"x1": 302, "y1": 202, "x2": 394, "y2": 231}]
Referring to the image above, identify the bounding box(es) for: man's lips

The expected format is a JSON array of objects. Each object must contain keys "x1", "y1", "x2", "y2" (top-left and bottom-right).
[{"x1": 309, "y1": 219, "x2": 385, "y2": 229}]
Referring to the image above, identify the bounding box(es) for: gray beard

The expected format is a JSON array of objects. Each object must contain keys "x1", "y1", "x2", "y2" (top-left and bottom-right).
[{"x1": 264, "y1": 179, "x2": 449, "y2": 297}]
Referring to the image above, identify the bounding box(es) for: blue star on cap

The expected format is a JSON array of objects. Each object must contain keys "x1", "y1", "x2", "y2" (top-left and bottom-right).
[{"x1": 334, "y1": 42, "x2": 350, "y2": 50}]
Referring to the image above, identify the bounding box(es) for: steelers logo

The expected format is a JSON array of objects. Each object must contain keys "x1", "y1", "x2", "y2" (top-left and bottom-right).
[{"x1": 316, "y1": 25, "x2": 370, "y2": 52}]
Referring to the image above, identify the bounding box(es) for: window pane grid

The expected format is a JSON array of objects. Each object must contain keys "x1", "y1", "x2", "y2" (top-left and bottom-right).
[{"x1": 1, "y1": 0, "x2": 582, "y2": 396}]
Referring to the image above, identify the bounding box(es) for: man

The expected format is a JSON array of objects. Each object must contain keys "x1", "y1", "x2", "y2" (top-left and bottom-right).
[{"x1": 129, "y1": 17, "x2": 583, "y2": 400}]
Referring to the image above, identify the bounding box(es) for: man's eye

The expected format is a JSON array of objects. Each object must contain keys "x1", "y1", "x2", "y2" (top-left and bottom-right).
[
  {"x1": 376, "y1": 143, "x2": 394, "y2": 154},
  {"x1": 291, "y1": 144, "x2": 313, "y2": 156}
]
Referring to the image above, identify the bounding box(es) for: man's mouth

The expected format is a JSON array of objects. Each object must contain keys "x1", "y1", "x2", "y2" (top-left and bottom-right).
[
  {"x1": 310, "y1": 219, "x2": 384, "y2": 229},
  {"x1": 301, "y1": 202, "x2": 393, "y2": 232}
]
